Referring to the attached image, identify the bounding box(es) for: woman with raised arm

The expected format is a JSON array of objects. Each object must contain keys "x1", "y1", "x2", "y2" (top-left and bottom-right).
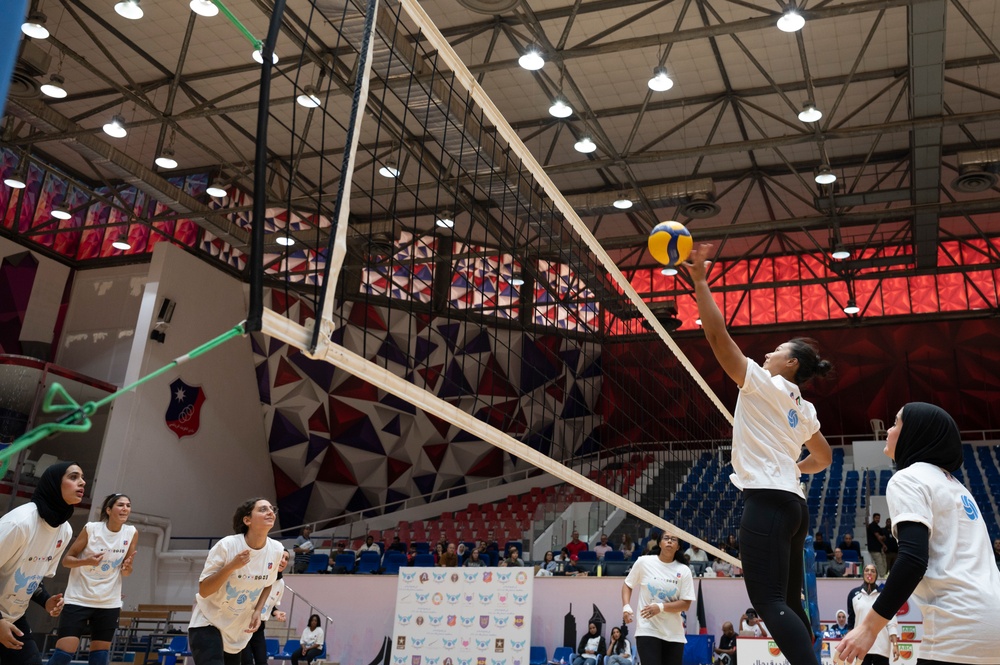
[
  {"x1": 47, "y1": 493, "x2": 138, "y2": 665},
  {"x1": 188, "y1": 499, "x2": 284, "y2": 665},
  {"x1": 0, "y1": 463, "x2": 83, "y2": 665},
  {"x1": 686, "y1": 244, "x2": 833, "y2": 665}
]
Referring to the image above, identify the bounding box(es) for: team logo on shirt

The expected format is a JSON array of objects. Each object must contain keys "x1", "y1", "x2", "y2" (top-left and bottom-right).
[
  {"x1": 787, "y1": 409, "x2": 799, "y2": 428},
  {"x1": 962, "y1": 495, "x2": 979, "y2": 520},
  {"x1": 56, "y1": 540, "x2": 63, "y2": 548}
]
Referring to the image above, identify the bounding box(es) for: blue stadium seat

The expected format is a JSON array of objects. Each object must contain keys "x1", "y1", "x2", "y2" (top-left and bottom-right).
[
  {"x1": 553, "y1": 647, "x2": 574, "y2": 664},
  {"x1": 383, "y1": 552, "x2": 407, "y2": 574},
  {"x1": 357, "y1": 551, "x2": 381, "y2": 574},
  {"x1": 604, "y1": 551, "x2": 625, "y2": 561},
  {"x1": 332, "y1": 553, "x2": 355, "y2": 574},
  {"x1": 305, "y1": 553, "x2": 329, "y2": 574},
  {"x1": 265, "y1": 639, "x2": 280, "y2": 657},
  {"x1": 577, "y1": 550, "x2": 597, "y2": 561},
  {"x1": 529, "y1": 646, "x2": 548, "y2": 665},
  {"x1": 414, "y1": 553, "x2": 435, "y2": 567}
]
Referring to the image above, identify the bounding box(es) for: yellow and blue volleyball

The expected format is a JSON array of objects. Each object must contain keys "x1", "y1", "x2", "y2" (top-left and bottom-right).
[{"x1": 648, "y1": 221, "x2": 693, "y2": 267}]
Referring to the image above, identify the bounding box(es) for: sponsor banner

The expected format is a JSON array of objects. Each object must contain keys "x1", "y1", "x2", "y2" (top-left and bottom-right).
[
  {"x1": 392, "y1": 568, "x2": 533, "y2": 665},
  {"x1": 738, "y1": 637, "x2": 920, "y2": 665}
]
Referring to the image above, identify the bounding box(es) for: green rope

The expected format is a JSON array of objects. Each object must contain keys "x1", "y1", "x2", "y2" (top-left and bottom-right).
[
  {"x1": 0, "y1": 323, "x2": 246, "y2": 476},
  {"x1": 211, "y1": 0, "x2": 261, "y2": 49}
]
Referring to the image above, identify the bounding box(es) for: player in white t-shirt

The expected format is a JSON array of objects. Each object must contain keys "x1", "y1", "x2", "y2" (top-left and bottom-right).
[
  {"x1": 837, "y1": 403, "x2": 1000, "y2": 665},
  {"x1": 621, "y1": 531, "x2": 696, "y2": 665},
  {"x1": 845, "y1": 564, "x2": 898, "y2": 665},
  {"x1": 46, "y1": 493, "x2": 138, "y2": 665},
  {"x1": 241, "y1": 550, "x2": 288, "y2": 665},
  {"x1": 188, "y1": 498, "x2": 285, "y2": 665},
  {"x1": 687, "y1": 244, "x2": 833, "y2": 665},
  {"x1": 0, "y1": 462, "x2": 83, "y2": 665}
]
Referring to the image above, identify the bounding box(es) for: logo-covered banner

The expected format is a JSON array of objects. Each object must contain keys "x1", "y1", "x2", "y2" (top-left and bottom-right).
[
  {"x1": 165, "y1": 378, "x2": 205, "y2": 438},
  {"x1": 392, "y1": 568, "x2": 533, "y2": 665}
]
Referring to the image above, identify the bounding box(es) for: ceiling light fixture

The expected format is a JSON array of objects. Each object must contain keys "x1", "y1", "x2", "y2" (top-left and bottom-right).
[
  {"x1": 613, "y1": 194, "x2": 633, "y2": 210},
  {"x1": 21, "y1": 12, "x2": 50, "y2": 39},
  {"x1": 275, "y1": 235, "x2": 295, "y2": 246},
  {"x1": 798, "y1": 102, "x2": 822, "y2": 123},
  {"x1": 4, "y1": 162, "x2": 27, "y2": 189},
  {"x1": 518, "y1": 46, "x2": 544, "y2": 71},
  {"x1": 111, "y1": 235, "x2": 132, "y2": 251},
  {"x1": 51, "y1": 204, "x2": 72, "y2": 220},
  {"x1": 206, "y1": 181, "x2": 228, "y2": 197},
  {"x1": 435, "y1": 211, "x2": 455, "y2": 228},
  {"x1": 777, "y1": 8, "x2": 805, "y2": 32},
  {"x1": 155, "y1": 147, "x2": 178, "y2": 169},
  {"x1": 815, "y1": 165, "x2": 837, "y2": 185},
  {"x1": 510, "y1": 276, "x2": 526, "y2": 287},
  {"x1": 296, "y1": 86, "x2": 321, "y2": 108},
  {"x1": 40, "y1": 74, "x2": 67, "y2": 98},
  {"x1": 378, "y1": 161, "x2": 401, "y2": 178},
  {"x1": 548, "y1": 95, "x2": 572, "y2": 118},
  {"x1": 102, "y1": 114, "x2": 128, "y2": 138},
  {"x1": 660, "y1": 267, "x2": 678, "y2": 276},
  {"x1": 647, "y1": 66, "x2": 673, "y2": 92},
  {"x1": 843, "y1": 298, "x2": 860, "y2": 315},
  {"x1": 189, "y1": 0, "x2": 218, "y2": 16},
  {"x1": 574, "y1": 136, "x2": 597, "y2": 154},
  {"x1": 831, "y1": 244, "x2": 851, "y2": 260},
  {"x1": 114, "y1": 0, "x2": 144, "y2": 20},
  {"x1": 252, "y1": 47, "x2": 279, "y2": 65}
]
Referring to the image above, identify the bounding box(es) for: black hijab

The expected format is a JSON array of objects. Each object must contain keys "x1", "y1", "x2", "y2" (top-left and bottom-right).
[
  {"x1": 894, "y1": 403, "x2": 963, "y2": 472},
  {"x1": 31, "y1": 461, "x2": 78, "y2": 527}
]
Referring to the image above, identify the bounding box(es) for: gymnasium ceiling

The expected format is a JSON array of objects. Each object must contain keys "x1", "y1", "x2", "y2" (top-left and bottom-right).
[{"x1": 3, "y1": 0, "x2": 1000, "y2": 326}]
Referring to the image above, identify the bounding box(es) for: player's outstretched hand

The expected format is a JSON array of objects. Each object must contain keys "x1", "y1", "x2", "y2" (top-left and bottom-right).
[{"x1": 683, "y1": 244, "x2": 714, "y2": 283}]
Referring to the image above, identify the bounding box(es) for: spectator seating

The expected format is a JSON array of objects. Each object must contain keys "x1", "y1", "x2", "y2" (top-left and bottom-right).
[
  {"x1": 304, "y1": 554, "x2": 329, "y2": 574},
  {"x1": 356, "y1": 551, "x2": 381, "y2": 574},
  {"x1": 553, "y1": 646, "x2": 574, "y2": 664},
  {"x1": 331, "y1": 553, "x2": 355, "y2": 574},
  {"x1": 529, "y1": 646, "x2": 548, "y2": 665}
]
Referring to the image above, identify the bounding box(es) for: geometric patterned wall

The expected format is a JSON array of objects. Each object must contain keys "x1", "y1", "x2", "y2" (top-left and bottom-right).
[{"x1": 252, "y1": 290, "x2": 602, "y2": 528}]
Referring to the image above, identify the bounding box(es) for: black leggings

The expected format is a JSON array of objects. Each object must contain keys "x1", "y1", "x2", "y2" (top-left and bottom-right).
[
  {"x1": 634, "y1": 636, "x2": 684, "y2": 665},
  {"x1": 0, "y1": 616, "x2": 41, "y2": 665},
  {"x1": 241, "y1": 621, "x2": 267, "y2": 665},
  {"x1": 189, "y1": 626, "x2": 244, "y2": 665},
  {"x1": 740, "y1": 489, "x2": 817, "y2": 665},
  {"x1": 290, "y1": 648, "x2": 321, "y2": 665},
  {"x1": 861, "y1": 656, "x2": 889, "y2": 665}
]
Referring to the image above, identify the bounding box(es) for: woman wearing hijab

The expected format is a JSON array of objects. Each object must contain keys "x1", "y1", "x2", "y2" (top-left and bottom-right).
[
  {"x1": 826, "y1": 610, "x2": 849, "y2": 638},
  {"x1": 837, "y1": 403, "x2": 1000, "y2": 665},
  {"x1": 845, "y1": 564, "x2": 898, "y2": 665},
  {"x1": 0, "y1": 462, "x2": 85, "y2": 665}
]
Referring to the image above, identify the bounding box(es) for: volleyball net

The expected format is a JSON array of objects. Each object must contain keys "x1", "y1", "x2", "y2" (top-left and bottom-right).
[{"x1": 249, "y1": 0, "x2": 739, "y2": 562}]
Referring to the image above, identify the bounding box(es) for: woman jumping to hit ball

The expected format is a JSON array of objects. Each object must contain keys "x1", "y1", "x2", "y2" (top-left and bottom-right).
[
  {"x1": 687, "y1": 244, "x2": 832, "y2": 665},
  {"x1": 47, "y1": 493, "x2": 138, "y2": 665}
]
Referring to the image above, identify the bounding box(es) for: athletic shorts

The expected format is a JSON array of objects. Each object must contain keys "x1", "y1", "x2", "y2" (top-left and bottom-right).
[{"x1": 57, "y1": 604, "x2": 122, "y2": 642}]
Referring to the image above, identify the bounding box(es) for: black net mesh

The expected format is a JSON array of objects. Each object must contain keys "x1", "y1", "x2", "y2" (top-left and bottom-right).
[{"x1": 253, "y1": 0, "x2": 738, "y2": 560}]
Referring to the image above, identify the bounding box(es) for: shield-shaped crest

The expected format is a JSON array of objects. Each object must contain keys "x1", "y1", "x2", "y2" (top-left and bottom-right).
[
  {"x1": 514, "y1": 616, "x2": 524, "y2": 628},
  {"x1": 479, "y1": 615, "x2": 490, "y2": 629},
  {"x1": 411, "y1": 657, "x2": 421, "y2": 665},
  {"x1": 166, "y1": 378, "x2": 205, "y2": 438},
  {"x1": 447, "y1": 616, "x2": 456, "y2": 627}
]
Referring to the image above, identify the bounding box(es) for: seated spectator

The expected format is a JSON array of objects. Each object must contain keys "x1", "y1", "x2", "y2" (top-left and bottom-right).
[
  {"x1": 826, "y1": 548, "x2": 848, "y2": 578},
  {"x1": 837, "y1": 533, "x2": 862, "y2": 559},
  {"x1": 714, "y1": 621, "x2": 737, "y2": 665},
  {"x1": 539, "y1": 551, "x2": 559, "y2": 575},
  {"x1": 724, "y1": 534, "x2": 740, "y2": 557},
  {"x1": 406, "y1": 545, "x2": 417, "y2": 566},
  {"x1": 464, "y1": 548, "x2": 487, "y2": 567},
  {"x1": 710, "y1": 554, "x2": 734, "y2": 577},
  {"x1": 387, "y1": 536, "x2": 406, "y2": 554},
  {"x1": 574, "y1": 622, "x2": 605, "y2": 665},
  {"x1": 438, "y1": 542, "x2": 459, "y2": 567},
  {"x1": 484, "y1": 531, "x2": 499, "y2": 554},
  {"x1": 825, "y1": 610, "x2": 849, "y2": 638},
  {"x1": 456, "y1": 542, "x2": 467, "y2": 561},
  {"x1": 356, "y1": 535, "x2": 380, "y2": 560},
  {"x1": 329, "y1": 541, "x2": 352, "y2": 563},
  {"x1": 594, "y1": 533, "x2": 614, "y2": 559},
  {"x1": 290, "y1": 614, "x2": 324, "y2": 665},
  {"x1": 501, "y1": 545, "x2": 526, "y2": 567},
  {"x1": 293, "y1": 526, "x2": 314, "y2": 574},
  {"x1": 555, "y1": 547, "x2": 573, "y2": 563},
  {"x1": 605, "y1": 625, "x2": 631, "y2": 665},
  {"x1": 433, "y1": 543, "x2": 444, "y2": 565},
  {"x1": 566, "y1": 530, "x2": 587, "y2": 561},
  {"x1": 476, "y1": 539, "x2": 487, "y2": 555},
  {"x1": 813, "y1": 532, "x2": 834, "y2": 556},
  {"x1": 619, "y1": 534, "x2": 634, "y2": 559},
  {"x1": 685, "y1": 544, "x2": 709, "y2": 563},
  {"x1": 739, "y1": 609, "x2": 767, "y2": 637}
]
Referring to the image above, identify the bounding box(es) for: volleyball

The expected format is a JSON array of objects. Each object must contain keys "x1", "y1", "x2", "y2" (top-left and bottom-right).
[{"x1": 648, "y1": 221, "x2": 693, "y2": 267}]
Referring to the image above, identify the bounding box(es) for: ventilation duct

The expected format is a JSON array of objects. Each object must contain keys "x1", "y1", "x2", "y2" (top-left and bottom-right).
[{"x1": 953, "y1": 148, "x2": 1000, "y2": 193}]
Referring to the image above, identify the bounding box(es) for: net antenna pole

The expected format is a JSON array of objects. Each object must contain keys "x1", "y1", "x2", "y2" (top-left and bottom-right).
[
  {"x1": 247, "y1": 0, "x2": 289, "y2": 334},
  {"x1": 398, "y1": 0, "x2": 732, "y2": 424},
  {"x1": 308, "y1": 0, "x2": 381, "y2": 355}
]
